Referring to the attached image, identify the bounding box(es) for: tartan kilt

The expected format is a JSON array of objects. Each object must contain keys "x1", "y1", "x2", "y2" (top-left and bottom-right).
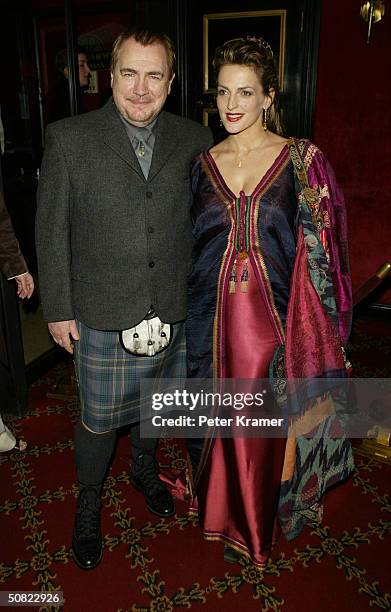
[{"x1": 73, "y1": 319, "x2": 186, "y2": 432}]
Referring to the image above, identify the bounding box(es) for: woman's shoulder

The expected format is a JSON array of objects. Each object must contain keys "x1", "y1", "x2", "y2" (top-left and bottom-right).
[
  {"x1": 191, "y1": 139, "x2": 222, "y2": 174},
  {"x1": 191, "y1": 150, "x2": 207, "y2": 173},
  {"x1": 208, "y1": 140, "x2": 229, "y2": 162},
  {"x1": 270, "y1": 133, "x2": 288, "y2": 145},
  {"x1": 190, "y1": 149, "x2": 211, "y2": 192},
  {"x1": 288, "y1": 136, "x2": 323, "y2": 156},
  {"x1": 287, "y1": 136, "x2": 328, "y2": 171}
]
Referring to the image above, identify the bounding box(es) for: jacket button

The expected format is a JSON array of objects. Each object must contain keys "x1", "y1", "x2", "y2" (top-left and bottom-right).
[
  {"x1": 149, "y1": 261, "x2": 155, "y2": 268},
  {"x1": 148, "y1": 226, "x2": 154, "y2": 233},
  {"x1": 146, "y1": 191, "x2": 152, "y2": 198}
]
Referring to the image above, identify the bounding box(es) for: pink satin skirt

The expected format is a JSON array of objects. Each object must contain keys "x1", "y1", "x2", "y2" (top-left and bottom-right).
[{"x1": 197, "y1": 258, "x2": 286, "y2": 565}]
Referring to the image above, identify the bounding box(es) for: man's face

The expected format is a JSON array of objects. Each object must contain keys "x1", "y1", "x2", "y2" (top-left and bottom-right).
[
  {"x1": 78, "y1": 53, "x2": 91, "y2": 88},
  {"x1": 111, "y1": 38, "x2": 174, "y2": 127}
]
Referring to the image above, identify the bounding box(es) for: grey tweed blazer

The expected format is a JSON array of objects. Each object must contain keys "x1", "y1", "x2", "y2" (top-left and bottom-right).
[{"x1": 36, "y1": 99, "x2": 213, "y2": 330}]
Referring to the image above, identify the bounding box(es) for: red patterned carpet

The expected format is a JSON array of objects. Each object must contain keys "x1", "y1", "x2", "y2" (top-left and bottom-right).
[{"x1": 1, "y1": 318, "x2": 391, "y2": 611}]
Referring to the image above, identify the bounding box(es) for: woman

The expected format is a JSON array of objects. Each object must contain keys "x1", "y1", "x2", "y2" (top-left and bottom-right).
[{"x1": 187, "y1": 37, "x2": 354, "y2": 566}]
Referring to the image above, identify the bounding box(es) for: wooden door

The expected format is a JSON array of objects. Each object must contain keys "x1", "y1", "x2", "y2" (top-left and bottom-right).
[{"x1": 175, "y1": 0, "x2": 321, "y2": 139}]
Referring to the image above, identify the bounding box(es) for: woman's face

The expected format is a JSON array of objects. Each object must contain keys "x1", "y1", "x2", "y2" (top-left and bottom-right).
[{"x1": 216, "y1": 64, "x2": 270, "y2": 134}]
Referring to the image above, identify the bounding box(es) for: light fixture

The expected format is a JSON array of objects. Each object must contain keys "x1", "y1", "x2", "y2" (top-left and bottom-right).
[{"x1": 360, "y1": 0, "x2": 385, "y2": 43}]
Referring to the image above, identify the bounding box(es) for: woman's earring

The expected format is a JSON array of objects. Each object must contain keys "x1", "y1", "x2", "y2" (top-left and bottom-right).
[
  {"x1": 262, "y1": 108, "x2": 268, "y2": 131},
  {"x1": 219, "y1": 118, "x2": 223, "y2": 127}
]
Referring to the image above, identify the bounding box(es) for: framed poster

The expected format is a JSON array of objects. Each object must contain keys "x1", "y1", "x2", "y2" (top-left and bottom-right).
[{"x1": 203, "y1": 10, "x2": 286, "y2": 93}]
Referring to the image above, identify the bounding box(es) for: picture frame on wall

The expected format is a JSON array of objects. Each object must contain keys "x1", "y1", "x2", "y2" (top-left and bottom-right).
[
  {"x1": 203, "y1": 10, "x2": 287, "y2": 94},
  {"x1": 202, "y1": 108, "x2": 219, "y2": 129}
]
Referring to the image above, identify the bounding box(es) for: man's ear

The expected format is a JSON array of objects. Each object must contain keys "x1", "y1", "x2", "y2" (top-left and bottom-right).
[
  {"x1": 110, "y1": 72, "x2": 114, "y2": 88},
  {"x1": 168, "y1": 73, "x2": 175, "y2": 94},
  {"x1": 63, "y1": 67, "x2": 69, "y2": 79}
]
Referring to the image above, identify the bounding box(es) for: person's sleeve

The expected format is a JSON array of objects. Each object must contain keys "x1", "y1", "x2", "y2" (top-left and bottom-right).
[
  {"x1": 8, "y1": 271, "x2": 29, "y2": 280},
  {"x1": 190, "y1": 156, "x2": 202, "y2": 196},
  {"x1": 0, "y1": 192, "x2": 28, "y2": 279},
  {"x1": 309, "y1": 147, "x2": 352, "y2": 344},
  {"x1": 35, "y1": 125, "x2": 74, "y2": 322}
]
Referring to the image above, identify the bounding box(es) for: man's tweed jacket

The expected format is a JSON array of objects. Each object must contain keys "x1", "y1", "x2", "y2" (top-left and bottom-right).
[{"x1": 36, "y1": 99, "x2": 213, "y2": 330}]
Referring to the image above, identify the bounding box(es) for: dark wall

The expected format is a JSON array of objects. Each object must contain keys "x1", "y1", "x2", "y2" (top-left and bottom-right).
[
  {"x1": 0, "y1": 4, "x2": 41, "y2": 169},
  {"x1": 313, "y1": 0, "x2": 391, "y2": 301}
]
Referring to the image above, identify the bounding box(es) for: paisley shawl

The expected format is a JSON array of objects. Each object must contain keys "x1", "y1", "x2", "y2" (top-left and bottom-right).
[{"x1": 276, "y1": 139, "x2": 354, "y2": 539}]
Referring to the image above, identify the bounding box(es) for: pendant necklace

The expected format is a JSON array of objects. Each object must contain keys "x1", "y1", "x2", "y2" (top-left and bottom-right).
[{"x1": 236, "y1": 142, "x2": 265, "y2": 168}]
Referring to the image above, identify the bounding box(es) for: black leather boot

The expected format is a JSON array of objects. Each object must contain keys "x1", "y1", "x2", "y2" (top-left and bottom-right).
[
  {"x1": 71, "y1": 486, "x2": 103, "y2": 570},
  {"x1": 130, "y1": 453, "x2": 175, "y2": 518}
]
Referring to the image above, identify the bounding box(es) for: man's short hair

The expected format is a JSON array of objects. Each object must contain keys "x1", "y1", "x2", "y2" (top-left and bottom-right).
[{"x1": 111, "y1": 28, "x2": 176, "y2": 77}]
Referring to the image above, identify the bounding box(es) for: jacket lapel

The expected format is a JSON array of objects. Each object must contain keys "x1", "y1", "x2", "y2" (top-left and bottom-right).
[
  {"x1": 148, "y1": 112, "x2": 178, "y2": 182},
  {"x1": 98, "y1": 102, "x2": 178, "y2": 182},
  {"x1": 99, "y1": 99, "x2": 145, "y2": 180}
]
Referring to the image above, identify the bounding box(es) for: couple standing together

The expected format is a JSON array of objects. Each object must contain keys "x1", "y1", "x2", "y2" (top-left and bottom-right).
[{"x1": 36, "y1": 28, "x2": 354, "y2": 570}]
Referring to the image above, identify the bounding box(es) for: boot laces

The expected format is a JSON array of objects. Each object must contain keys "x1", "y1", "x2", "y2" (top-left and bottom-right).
[{"x1": 76, "y1": 489, "x2": 101, "y2": 540}]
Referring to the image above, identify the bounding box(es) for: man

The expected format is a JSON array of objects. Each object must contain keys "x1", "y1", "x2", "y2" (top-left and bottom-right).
[
  {"x1": 36, "y1": 28, "x2": 212, "y2": 570},
  {"x1": 47, "y1": 47, "x2": 91, "y2": 122}
]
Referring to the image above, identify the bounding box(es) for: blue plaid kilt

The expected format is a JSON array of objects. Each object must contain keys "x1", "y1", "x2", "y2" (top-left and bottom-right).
[{"x1": 73, "y1": 319, "x2": 186, "y2": 432}]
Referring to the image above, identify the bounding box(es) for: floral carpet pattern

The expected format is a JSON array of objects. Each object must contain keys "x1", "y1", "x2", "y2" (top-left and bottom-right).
[{"x1": 1, "y1": 318, "x2": 390, "y2": 611}]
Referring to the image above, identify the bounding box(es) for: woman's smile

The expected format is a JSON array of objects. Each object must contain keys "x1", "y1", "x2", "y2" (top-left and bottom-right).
[{"x1": 226, "y1": 113, "x2": 244, "y2": 122}]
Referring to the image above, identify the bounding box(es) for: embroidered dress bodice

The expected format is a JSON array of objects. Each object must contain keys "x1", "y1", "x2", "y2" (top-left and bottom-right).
[
  {"x1": 186, "y1": 146, "x2": 297, "y2": 379},
  {"x1": 227, "y1": 192, "x2": 248, "y2": 293}
]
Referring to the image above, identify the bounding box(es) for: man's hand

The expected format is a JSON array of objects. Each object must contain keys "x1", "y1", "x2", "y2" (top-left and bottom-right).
[
  {"x1": 15, "y1": 273, "x2": 34, "y2": 299},
  {"x1": 48, "y1": 319, "x2": 80, "y2": 354}
]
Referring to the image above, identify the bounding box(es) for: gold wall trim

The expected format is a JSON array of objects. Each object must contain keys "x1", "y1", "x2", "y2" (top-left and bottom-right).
[{"x1": 202, "y1": 108, "x2": 218, "y2": 127}]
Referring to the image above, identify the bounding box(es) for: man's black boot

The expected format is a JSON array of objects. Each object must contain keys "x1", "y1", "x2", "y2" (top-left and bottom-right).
[
  {"x1": 71, "y1": 485, "x2": 103, "y2": 570},
  {"x1": 130, "y1": 453, "x2": 175, "y2": 518}
]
